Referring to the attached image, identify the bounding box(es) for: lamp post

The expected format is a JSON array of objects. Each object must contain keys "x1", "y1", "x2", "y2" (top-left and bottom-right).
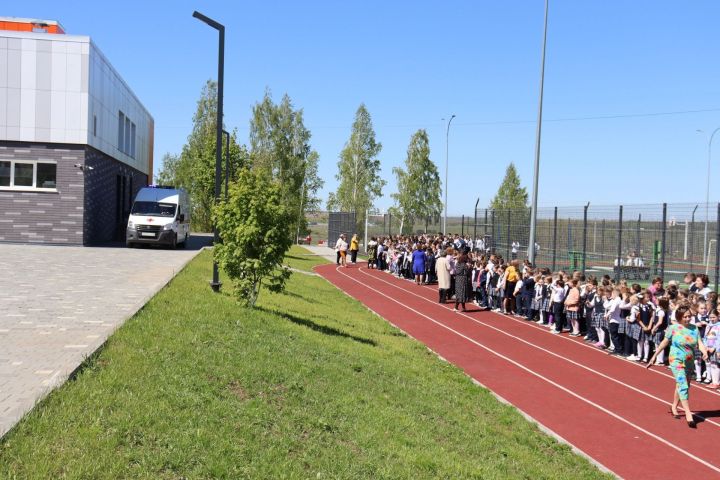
[
  {"x1": 192, "y1": 10, "x2": 224, "y2": 292},
  {"x1": 222, "y1": 129, "x2": 230, "y2": 201},
  {"x1": 444, "y1": 114, "x2": 456, "y2": 235},
  {"x1": 528, "y1": 0, "x2": 549, "y2": 266},
  {"x1": 697, "y1": 127, "x2": 720, "y2": 266}
]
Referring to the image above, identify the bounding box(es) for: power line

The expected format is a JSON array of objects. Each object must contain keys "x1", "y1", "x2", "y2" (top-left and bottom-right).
[{"x1": 153, "y1": 106, "x2": 720, "y2": 131}]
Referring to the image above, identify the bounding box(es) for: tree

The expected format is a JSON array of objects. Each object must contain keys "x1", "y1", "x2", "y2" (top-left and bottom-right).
[
  {"x1": 249, "y1": 90, "x2": 323, "y2": 240},
  {"x1": 391, "y1": 129, "x2": 442, "y2": 234},
  {"x1": 327, "y1": 103, "x2": 384, "y2": 235},
  {"x1": 490, "y1": 163, "x2": 530, "y2": 252},
  {"x1": 155, "y1": 153, "x2": 182, "y2": 186},
  {"x1": 213, "y1": 168, "x2": 292, "y2": 308},
  {"x1": 156, "y1": 80, "x2": 248, "y2": 232},
  {"x1": 490, "y1": 163, "x2": 528, "y2": 211}
]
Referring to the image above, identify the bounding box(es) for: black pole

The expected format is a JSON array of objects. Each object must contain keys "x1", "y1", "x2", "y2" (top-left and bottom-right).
[
  {"x1": 552, "y1": 206, "x2": 558, "y2": 271},
  {"x1": 660, "y1": 203, "x2": 667, "y2": 280},
  {"x1": 223, "y1": 130, "x2": 229, "y2": 201},
  {"x1": 616, "y1": 205, "x2": 623, "y2": 283},
  {"x1": 484, "y1": 209, "x2": 488, "y2": 237},
  {"x1": 715, "y1": 203, "x2": 720, "y2": 293},
  {"x1": 388, "y1": 212, "x2": 392, "y2": 237},
  {"x1": 690, "y1": 208, "x2": 696, "y2": 273},
  {"x1": 461, "y1": 214, "x2": 465, "y2": 236},
  {"x1": 474, "y1": 198, "x2": 479, "y2": 242},
  {"x1": 506, "y1": 209, "x2": 511, "y2": 259},
  {"x1": 600, "y1": 219, "x2": 606, "y2": 262},
  {"x1": 582, "y1": 203, "x2": 589, "y2": 275},
  {"x1": 636, "y1": 214, "x2": 641, "y2": 256},
  {"x1": 193, "y1": 11, "x2": 225, "y2": 293},
  {"x1": 491, "y1": 210, "x2": 495, "y2": 253}
]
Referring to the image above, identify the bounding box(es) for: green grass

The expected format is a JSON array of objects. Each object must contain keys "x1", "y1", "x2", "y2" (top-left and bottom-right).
[{"x1": 0, "y1": 247, "x2": 610, "y2": 479}]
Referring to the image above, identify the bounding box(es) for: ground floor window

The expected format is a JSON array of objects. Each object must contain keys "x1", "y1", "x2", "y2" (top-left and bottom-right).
[{"x1": 0, "y1": 161, "x2": 57, "y2": 190}]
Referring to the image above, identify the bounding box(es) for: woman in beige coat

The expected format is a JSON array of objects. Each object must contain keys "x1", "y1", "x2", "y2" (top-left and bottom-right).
[{"x1": 435, "y1": 251, "x2": 451, "y2": 304}]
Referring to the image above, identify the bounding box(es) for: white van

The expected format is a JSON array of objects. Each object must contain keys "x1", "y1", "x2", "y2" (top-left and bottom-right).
[{"x1": 126, "y1": 186, "x2": 190, "y2": 248}]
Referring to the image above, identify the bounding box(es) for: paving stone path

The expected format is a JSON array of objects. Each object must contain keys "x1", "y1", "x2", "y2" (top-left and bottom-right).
[{"x1": 0, "y1": 235, "x2": 211, "y2": 438}]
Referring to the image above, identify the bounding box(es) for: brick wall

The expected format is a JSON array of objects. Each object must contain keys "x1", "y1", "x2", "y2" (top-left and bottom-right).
[
  {"x1": 0, "y1": 141, "x2": 148, "y2": 245},
  {"x1": 0, "y1": 142, "x2": 85, "y2": 244},
  {"x1": 83, "y1": 145, "x2": 147, "y2": 244}
]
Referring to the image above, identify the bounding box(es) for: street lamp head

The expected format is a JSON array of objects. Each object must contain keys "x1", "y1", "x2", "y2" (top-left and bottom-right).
[{"x1": 192, "y1": 10, "x2": 224, "y2": 31}]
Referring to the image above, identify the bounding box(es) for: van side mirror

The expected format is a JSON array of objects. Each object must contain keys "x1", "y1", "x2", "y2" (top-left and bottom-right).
[{"x1": 178, "y1": 214, "x2": 185, "y2": 222}]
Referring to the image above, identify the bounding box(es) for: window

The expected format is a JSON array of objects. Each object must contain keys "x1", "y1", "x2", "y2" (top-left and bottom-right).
[
  {"x1": 125, "y1": 117, "x2": 131, "y2": 154},
  {"x1": 0, "y1": 162, "x2": 10, "y2": 186},
  {"x1": 37, "y1": 163, "x2": 57, "y2": 188},
  {"x1": 14, "y1": 163, "x2": 33, "y2": 187},
  {"x1": 117, "y1": 110, "x2": 137, "y2": 158},
  {"x1": 130, "y1": 123, "x2": 136, "y2": 158},
  {"x1": 0, "y1": 161, "x2": 57, "y2": 191},
  {"x1": 118, "y1": 111, "x2": 125, "y2": 149}
]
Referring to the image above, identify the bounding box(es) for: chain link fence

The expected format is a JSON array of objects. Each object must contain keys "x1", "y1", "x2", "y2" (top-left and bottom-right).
[
  {"x1": 474, "y1": 203, "x2": 720, "y2": 286},
  {"x1": 303, "y1": 203, "x2": 720, "y2": 288}
]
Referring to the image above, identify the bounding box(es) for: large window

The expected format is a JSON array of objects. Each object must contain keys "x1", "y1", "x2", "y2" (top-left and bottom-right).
[
  {"x1": 0, "y1": 161, "x2": 57, "y2": 190},
  {"x1": 118, "y1": 110, "x2": 137, "y2": 158}
]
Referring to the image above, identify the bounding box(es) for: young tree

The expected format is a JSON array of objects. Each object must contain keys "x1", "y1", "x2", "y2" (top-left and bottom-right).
[
  {"x1": 490, "y1": 163, "x2": 528, "y2": 210},
  {"x1": 249, "y1": 90, "x2": 323, "y2": 240},
  {"x1": 159, "y1": 80, "x2": 248, "y2": 231},
  {"x1": 391, "y1": 129, "x2": 442, "y2": 234},
  {"x1": 213, "y1": 168, "x2": 292, "y2": 308},
  {"x1": 490, "y1": 162, "x2": 530, "y2": 251},
  {"x1": 327, "y1": 103, "x2": 384, "y2": 234}
]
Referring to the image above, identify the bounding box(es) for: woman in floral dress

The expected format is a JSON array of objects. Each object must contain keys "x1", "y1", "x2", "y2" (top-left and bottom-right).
[{"x1": 647, "y1": 305, "x2": 708, "y2": 428}]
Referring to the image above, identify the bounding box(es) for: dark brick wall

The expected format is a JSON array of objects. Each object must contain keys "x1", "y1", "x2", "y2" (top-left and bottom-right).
[
  {"x1": 0, "y1": 142, "x2": 85, "y2": 244},
  {"x1": 0, "y1": 141, "x2": 148, "y2": 245},
  {"x1": 83, "y1": 146, "x2": 148, "y2": 244}
]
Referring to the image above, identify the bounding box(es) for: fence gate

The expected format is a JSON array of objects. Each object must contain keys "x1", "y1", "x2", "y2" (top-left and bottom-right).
[{"x1": 328, "y1": 212, "x2": 356, "y2": 248}]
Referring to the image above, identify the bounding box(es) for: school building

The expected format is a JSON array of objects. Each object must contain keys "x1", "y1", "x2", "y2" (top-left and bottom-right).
[{"x1": 0, "y1": 17, "x2": 153, "y2": 244}]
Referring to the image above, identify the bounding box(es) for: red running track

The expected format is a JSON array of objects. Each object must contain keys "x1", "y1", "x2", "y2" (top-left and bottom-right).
[{"x1": 315, "y1": 263, "x2": 720, "y2": 480}]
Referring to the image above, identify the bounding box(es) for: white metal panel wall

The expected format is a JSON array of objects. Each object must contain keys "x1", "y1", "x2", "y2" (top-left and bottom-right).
[
  {"x1": 0, "y1": 31, "x2": 152, "y2": 175},
  {"x1": 86, "y1": 41, "x2": 152, "y2": 175}
]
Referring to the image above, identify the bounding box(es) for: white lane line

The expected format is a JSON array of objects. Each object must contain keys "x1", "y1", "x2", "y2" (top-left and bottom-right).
[
  {"x1": 418, "y1": 279, "x2": 720, "y2": 401},
  {"x1": 361, "y1": 267, "x2": 720, "y2": 428},
  {"x1": 334, "y1": 266, "x2": 720, "y2": 474}
]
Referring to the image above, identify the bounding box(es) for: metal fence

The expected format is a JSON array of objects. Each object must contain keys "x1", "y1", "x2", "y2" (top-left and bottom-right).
[
  {"x1": 473, "y1": 203, "x2": 720, "y2": 286},
  {"x1": 304, "y1": 203, "x2": 720, "y2": 287}
]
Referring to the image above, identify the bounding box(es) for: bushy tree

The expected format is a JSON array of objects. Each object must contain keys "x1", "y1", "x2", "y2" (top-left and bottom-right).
[
  {"x1": 327, "y1": 103, "x2": 384, "y2": 235},
  {"x1": 156, "y1": 80, "x2": 248, "y2": 231},
  {"x1": 391, "y1": 129, "x2": 442, "y2": 234},
  {"x1": 490, "y1": 163, "x2": 530, "y2": 251},
  {"x1": 213, "y1": 168, "x2": 292, "y2": 308},
  {"x1": 249, "y1": 90, "x2": 323, "y2": 240},
  {"x1": 490, "y1": 163, "x2": 528, "y2": 210}
]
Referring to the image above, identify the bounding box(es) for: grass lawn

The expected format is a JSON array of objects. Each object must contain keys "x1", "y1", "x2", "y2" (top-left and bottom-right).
[{"x1": 0, "y1": 246, "x2": 610, "y2": 479}]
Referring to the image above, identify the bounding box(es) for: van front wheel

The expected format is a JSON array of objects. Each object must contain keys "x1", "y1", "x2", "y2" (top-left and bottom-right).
[{"x1": 170, "y1": 233, "x2": 177, "y2": 250}]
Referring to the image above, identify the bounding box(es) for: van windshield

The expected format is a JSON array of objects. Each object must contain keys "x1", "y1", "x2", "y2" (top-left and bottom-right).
[{"x1": 131, "y1": 201, "x2": 176, "y2": 217}]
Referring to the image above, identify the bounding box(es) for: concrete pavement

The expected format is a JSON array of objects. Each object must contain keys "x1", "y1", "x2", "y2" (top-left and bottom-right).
[{"x1": 0, "y1": 234, "x2": 211, "y2": 438}]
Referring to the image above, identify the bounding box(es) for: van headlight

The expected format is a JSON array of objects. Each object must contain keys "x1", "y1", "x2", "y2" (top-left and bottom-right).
[
  {"x1": 128, "y1": 220, "x2": 135, "y2": 230},
  {"x1": 163, "y1": 223, "x2": 174, "y2": 231}
]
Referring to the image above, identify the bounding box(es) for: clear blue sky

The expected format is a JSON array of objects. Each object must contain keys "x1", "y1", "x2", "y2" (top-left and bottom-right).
[{"x1": 10, "y1": 1, "x2": 720, "y2": 214}]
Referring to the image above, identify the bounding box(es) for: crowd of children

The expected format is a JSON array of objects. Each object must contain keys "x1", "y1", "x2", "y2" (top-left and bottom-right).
[{"x1": 363, "y1": 233, "x2": 720, "y2": 388}]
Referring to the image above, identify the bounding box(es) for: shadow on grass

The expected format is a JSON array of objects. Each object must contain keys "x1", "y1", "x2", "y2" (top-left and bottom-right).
[{"x1": 258, "y1": 306, "x2": 377, "y2": 347}]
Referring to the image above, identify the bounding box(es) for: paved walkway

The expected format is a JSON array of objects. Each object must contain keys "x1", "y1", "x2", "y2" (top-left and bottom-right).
[
  {"x1": 0, "y1": 235, "x2": 211, "y2": 438},
  {"x1": 299, "y1": 244, "x2": 338, "y2": 263}
]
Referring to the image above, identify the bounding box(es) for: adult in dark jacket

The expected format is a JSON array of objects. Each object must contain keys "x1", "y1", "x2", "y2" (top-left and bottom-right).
[{"x1": 454, "y1": 254, "x2": 471, "y2": 312}]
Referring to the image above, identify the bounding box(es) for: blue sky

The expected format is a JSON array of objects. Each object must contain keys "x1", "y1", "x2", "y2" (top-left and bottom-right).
[{"x1": 9, "y1": 1, "x2": 720, "y2": 214}]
